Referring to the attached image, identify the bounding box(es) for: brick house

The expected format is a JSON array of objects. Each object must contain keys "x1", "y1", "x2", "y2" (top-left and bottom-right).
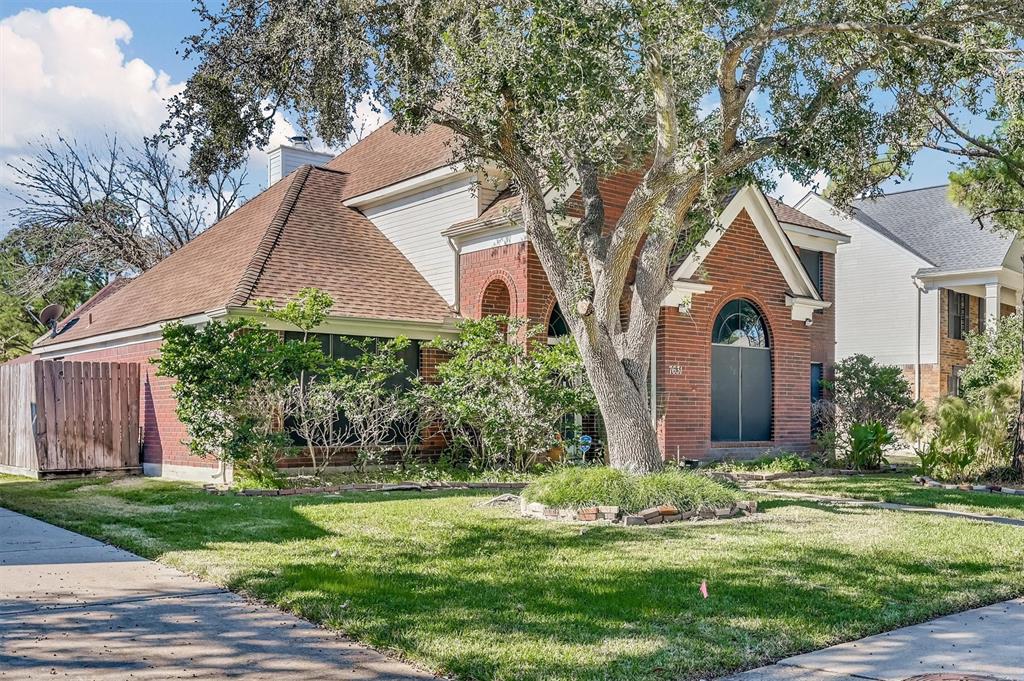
[
  {"x1": 29, "y1": 123, "x2": 848, "y2": 480},
  {"x1": 797, "y1": 186, "x2": 1023, "y2": 404}
]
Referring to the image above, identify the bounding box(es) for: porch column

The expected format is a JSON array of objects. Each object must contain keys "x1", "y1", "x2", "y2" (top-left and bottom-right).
[{"x1": 985, "y1": 282, "x2": 1001, "y2": 329}]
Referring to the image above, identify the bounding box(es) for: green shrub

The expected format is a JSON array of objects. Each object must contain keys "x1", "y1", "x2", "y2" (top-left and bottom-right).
[
  {"x1": 422, "y1": 316, "x2": 595, "y2": 471},
  {"x1": 846, "y1": 421, "x2": 894, "y2": 470},
  {"x1": 824, "y1": 354, "x2": 913, "y2": 435},
  {"x1": 522, "y1": 466, "x2": 742, "y2": 514},
  {"x1": 713, "y1": 452, "x2": 815, "y2": 473},
  {"x1": 960, "y1": 313, "x2": 1022, "y2": 404}
]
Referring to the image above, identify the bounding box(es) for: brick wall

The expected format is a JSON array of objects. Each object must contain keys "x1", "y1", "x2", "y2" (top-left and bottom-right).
[
  {"x1": 460, "y1": 185, "x2": 823, "y2": 460},
  {"x1": 657, "y1": 210, "x2": 813, "y2": 459},
  {"x1": 805, "y1": 251, "x2": 836, "y2": 373},
  {"x1": 51, "y1": 340, "x2": 212, "y2": 470},
  {"x1": 55, "y1": 337, "x2": 449, "y2": 475}
]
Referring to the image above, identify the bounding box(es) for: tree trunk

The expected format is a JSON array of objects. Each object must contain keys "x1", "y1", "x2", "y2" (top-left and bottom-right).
[
  {"x1": 1013, "y1": 366, "x2": 1023, "y2": 476},
  {"x1": 577, "y1": 332, "x2": 664, "y2": 474}
]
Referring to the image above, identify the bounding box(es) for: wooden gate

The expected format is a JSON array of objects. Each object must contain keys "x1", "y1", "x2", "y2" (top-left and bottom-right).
[{"x1": 0, "y1": 360, "x2": 141, "y2": 477}]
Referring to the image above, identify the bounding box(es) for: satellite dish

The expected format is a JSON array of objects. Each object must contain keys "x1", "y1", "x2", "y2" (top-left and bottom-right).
[{"x1": 39, "y1": 303, "x2": 64, "y2": 337}]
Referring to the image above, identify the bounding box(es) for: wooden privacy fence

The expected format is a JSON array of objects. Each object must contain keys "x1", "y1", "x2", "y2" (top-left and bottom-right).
[{"x1": 0, "y1": 360, "x2": 141, "y2": 477}]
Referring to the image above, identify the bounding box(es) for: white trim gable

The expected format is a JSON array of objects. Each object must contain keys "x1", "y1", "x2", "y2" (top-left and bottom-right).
[{"x1": 671, "y1": 185, "x2": 822, "y2": 301}]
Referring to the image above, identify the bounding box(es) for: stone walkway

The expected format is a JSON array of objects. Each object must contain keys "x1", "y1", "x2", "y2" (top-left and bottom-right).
[
  {"x1": 717, "y1": 598, "x2": 1024, "y2": 680},
  {"x1": 749, "y1": 488, "x2": 1024, "y2": 527},
  {"x1": 0, "y1": 507, "x2": 435, "y2": 680}
]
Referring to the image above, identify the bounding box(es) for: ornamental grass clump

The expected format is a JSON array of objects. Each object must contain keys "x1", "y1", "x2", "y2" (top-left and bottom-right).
[{"x1": 523, "y1": 466, "x2": 742, "y2": 515}]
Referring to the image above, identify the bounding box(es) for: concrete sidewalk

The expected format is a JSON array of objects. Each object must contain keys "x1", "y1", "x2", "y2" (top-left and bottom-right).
[
  {"x1": 719, "y1": 598, "x2": 1024, "y2": 680},
  {"x1": 0, "y1": 507, "x2": 435, "y2": 680}
]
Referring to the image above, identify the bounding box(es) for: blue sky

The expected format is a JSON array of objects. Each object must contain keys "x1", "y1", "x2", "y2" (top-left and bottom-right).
[{"x1": 0, "y1": 1, "x2": 967, "y2": 236}]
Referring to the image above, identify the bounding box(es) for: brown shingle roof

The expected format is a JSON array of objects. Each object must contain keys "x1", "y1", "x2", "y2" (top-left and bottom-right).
[
  {"x1": 767, "y1": 196, "x2": 848, "y2": 237},
  {"x1": 325, "y1": 121, "x2": 458, "y2": 200},
  {"x1": 37, "y1": 166, "x2": 452, "y2": 348}
]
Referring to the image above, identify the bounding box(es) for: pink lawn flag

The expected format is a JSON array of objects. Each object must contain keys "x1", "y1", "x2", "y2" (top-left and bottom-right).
[{"x1": 699, "y1": 580, "x2": 709, "y2": 599}]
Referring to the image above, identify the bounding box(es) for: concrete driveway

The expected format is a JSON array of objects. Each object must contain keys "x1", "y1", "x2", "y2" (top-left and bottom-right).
[{"x1": 0, "y1": 507, "x2": 435, "y2": 680}]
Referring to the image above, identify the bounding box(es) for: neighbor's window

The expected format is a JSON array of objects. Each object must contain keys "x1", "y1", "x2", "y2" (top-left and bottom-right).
[
  {"x1": 947, "y1": 291, "x2": 969, "y2": 340},
  {"x1": 948, "y1": 365, "x2": 965, "y2": 396},
  {"x1": 978, "y1": 298, "x2": 987, "y2": 334}
]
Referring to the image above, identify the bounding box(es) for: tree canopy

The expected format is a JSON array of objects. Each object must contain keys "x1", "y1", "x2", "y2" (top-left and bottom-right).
[{"x1": 169, "y1": 0, "x2": 1024, "y2": 472}]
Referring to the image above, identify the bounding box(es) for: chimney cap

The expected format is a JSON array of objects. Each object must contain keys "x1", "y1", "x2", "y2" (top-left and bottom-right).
[{"x1": 288, "y1": 135, "x2": 312, "y2": 149}]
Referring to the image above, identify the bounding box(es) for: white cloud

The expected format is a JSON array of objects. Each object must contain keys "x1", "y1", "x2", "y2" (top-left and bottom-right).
[
  {"x1": 0, "y1": 6, "x2": 389, "y2": 232},
  {"x1": 769, "y1": 170, "x2": 830, "y2": 206}
]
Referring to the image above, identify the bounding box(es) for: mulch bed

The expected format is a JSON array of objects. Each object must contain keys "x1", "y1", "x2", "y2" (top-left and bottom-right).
[
  {"x1": 912, "y1": 475, "x2": 1024, "y2": 496},
  {"x1": 206, "y1": 481, "x2": 528, "y2": 496}
]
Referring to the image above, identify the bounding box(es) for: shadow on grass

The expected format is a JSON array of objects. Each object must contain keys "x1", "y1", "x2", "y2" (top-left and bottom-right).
[{"x1": 1, "y1": 477, "x2": 1021, "y2": 680}]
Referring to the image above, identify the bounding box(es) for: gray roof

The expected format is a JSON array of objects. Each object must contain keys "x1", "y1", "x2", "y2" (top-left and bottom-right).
[{"x1": 851, "y1": 185, "x2": 1014, "y2": 273}]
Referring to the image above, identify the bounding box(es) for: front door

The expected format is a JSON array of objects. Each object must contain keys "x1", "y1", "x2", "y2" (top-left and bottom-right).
[{"x1": 711, "y1": 299, "x2": 772, "y2": 442}]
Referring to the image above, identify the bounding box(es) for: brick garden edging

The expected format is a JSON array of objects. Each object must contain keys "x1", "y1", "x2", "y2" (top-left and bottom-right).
[
  {"x1": 912, "y1": 475, "x2": 1024, "y2": 496},
  {"x1": 519, "y1": 497, "x2": 758, "y2": 526},
  {"x1": 207, "y1": 481, "x2": 528, "y2": 496}
]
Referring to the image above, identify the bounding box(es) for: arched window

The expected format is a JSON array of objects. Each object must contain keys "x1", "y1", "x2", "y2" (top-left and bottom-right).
[
  {"x1": 711, "y1": 299, "x2": 772, "y2": 442},
  {"x1": 480, "y1": 279, "x2": 511, "y2": 318},
  {"x1": 547, "y1": 302, "x2": 570, "y2": 339},
  {"x1": 712, "y1": 299, "x2": 769, "y2": 347}
]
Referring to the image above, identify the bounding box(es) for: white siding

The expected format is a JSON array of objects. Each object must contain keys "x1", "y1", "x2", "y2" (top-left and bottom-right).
[
  {"x1": 361, "y1": 177, "x2": 482, "y2": 305},
  {"x1": 798, "y1": 195, "x2": 939, "y2": 365}
]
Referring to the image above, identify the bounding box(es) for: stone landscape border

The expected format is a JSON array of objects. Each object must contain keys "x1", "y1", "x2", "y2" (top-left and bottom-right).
[
  {"x1": 520, "y1": 497, "x2": 758, "y2": 526},
  {"x1": 912, "y1": 475, "x2": 1024, "y2": 496},
  {"x1": 206, "y1": 481, "x2": 528, "y2": 496}
]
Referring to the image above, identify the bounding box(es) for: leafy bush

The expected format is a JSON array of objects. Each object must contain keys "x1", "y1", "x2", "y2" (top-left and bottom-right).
[
  {"x1": 960, "y1": 313, "x2": 1022, "y2": 404},
  {"x1": 899, "y1": 380, "x2": 1019, "y2": 482},
  {"x1": 845, "y1": 421, "x2": 894, "y2": 470},
  {"x1": 826, "y1": 354, "x2": 914, "y2": 433},
  {"x1": 711, "y1": 452, "x2": 816, "y2": 473},
  {"x1": 522, "y1": 466, "x2": 742, "y2": 514},
  {"x1": 422, "y1": 316, "x2": 595, "y2": 471},
  {"x1": 155, "y1": 317, "x2": 323, "y2": 476}
]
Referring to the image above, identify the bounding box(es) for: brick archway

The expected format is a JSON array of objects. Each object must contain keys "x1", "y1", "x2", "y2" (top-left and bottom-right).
[{"x1": 480, "y1": 278, "x2": 512, "y2": 318}]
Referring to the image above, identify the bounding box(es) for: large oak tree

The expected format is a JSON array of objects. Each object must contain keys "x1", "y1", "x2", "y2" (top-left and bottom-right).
[{"x1": 168, "y1": 0, "x2": 1024, "y2": 473}]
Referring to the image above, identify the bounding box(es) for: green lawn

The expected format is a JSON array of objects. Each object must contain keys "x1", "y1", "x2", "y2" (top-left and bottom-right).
[
  {"x1": 762, "y1": 473, "x2": 1024, "y2": 520},
  {"x1": 1, "y1": 475, "x2": 1022, "y2": 680}
]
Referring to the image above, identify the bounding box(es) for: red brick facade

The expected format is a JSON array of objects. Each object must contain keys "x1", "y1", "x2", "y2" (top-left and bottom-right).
[
  {"x1": 51, "y1": 341, "x2": 213, "y2": 471},
  {"x1": 460, "y1": 195, "x2": 832, "y2": 460}
]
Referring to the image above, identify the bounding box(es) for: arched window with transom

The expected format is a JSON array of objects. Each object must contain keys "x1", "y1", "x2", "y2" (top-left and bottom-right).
[{"x1": 711, "y1": 299, "x2": 772, "y2": 441}]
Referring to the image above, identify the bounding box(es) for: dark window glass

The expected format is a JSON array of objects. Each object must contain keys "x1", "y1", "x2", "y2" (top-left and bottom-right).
[
  {"x1": 979, "y1": 298, "x2": 986, "y2": 334},
  {"x1": 810, "y1": 363, "x2": 824, "y2": 403},
  {"x1": 548, "y1": 303, "x2": 570, "y2": 338},
  {"x1": 281, "y1": 333, "x2": 420, "y2": 445},
  {"x1": 949, "y1": 365, "x2": 965, "y2": 396},
  {"x1": 947, "y1": 291, "x2": 968, "y2": 340},
  {"x1": 798, "y1": 249, "x2": 824, "y2": 295},
  {"x1": 712, "y1": 299, "x2": 769, "y2": 347}
]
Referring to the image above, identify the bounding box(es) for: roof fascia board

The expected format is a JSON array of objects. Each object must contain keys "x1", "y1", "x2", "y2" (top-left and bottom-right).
[
  {"x1": 224, "y1": 307, "x2": 460, "y2": 340},
  {"x1": 915, "y1": 266, "x2": 1023, "y2": 292},
  {"x1": 343, "y1": 163, "x2": 500, "y2": 208},
  {"x1": 781, "y1": 221, "x2": 851, "y2": 244},
  {"x1": 785, "y1": 229, "x2": 840, "y2": 254},
  {"x1": 671, "y1": 185, "x2": 821, "y2": 300},
  {"x1": 33, "y1": 310, "x2": 220, "y2": 357}
]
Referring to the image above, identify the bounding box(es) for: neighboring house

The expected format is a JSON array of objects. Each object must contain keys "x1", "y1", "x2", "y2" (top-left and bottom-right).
[
  {"x1": 30, "y1": 123, "x2": 848, "y2": 480},
  {"x1": 797, "y1": 186, "x2": 1023, "y2": 404}
]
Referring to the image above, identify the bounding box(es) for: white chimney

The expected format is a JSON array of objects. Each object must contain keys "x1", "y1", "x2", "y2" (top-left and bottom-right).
[{"x1": 267, "y1": 136, "x2": 334, "y2": 185}]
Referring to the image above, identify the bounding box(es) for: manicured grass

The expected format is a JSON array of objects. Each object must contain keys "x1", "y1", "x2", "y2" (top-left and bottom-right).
[
  {"x1": 763, "y1": 473, "x2": 1024, "y2": 520},
  {"x1": 1, "y1": 476, "x2": 1022, "y2": 680},
  {"x1": 523, "y1": 466, "x2": 742, "y2": 513}
]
